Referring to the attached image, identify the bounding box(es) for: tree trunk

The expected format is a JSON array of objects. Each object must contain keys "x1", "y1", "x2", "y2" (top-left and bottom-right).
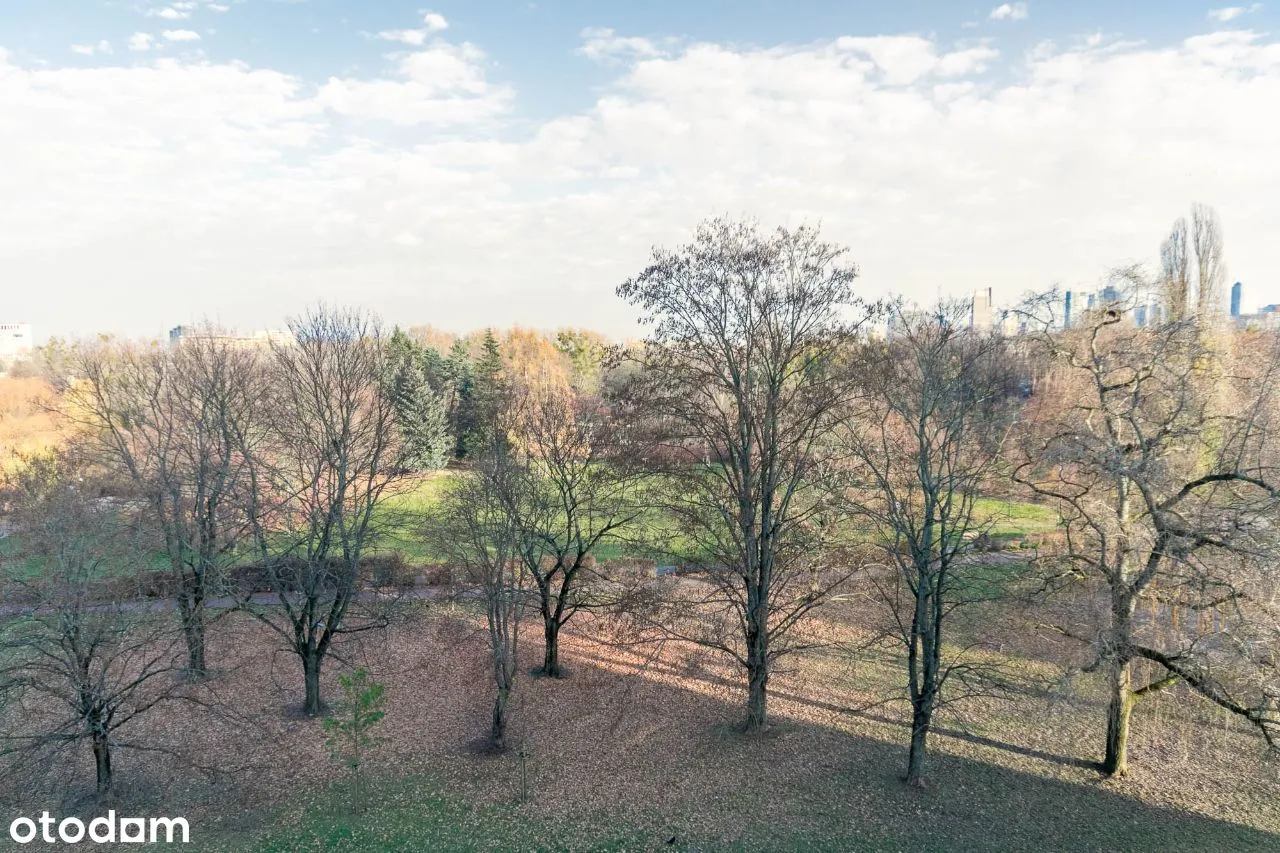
[
  {"x1": 92, "y1": 728, "x2": 112, "y2": 795},
  {"x1": 303, "y1": 651, "x2": 323, "y2": 716},
  {"x1": 744, "y1": 625, "x2": 770, "y2": 732},
  {"x1": 905, "y1": 706, "x2": 931, "y2": 787},
  {"x1": 541, "y1": 618, "x2": 563, "y2": 678},
  {"x1": 185, "y1": 607, "x2": 206, "y2": 678},
  {"x1": 491, "y1": 690, "x2": 509, "y2": 751},
  {"x1": 178, "y1": 586, "x2": 208, "y2": 679},
  {"x1": 1102, "y1": 657, "x2": 1135, "y2": 777}
]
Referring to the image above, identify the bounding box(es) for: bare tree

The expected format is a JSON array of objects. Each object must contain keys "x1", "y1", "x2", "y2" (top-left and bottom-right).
[
  {"x1": 1192, "y1": 202, "x2": 1226, "y2": 319},
  {"x1": 1160, "y1": 217, "x2": 1191, "y2": 323},
  {"x1": 1160, "y1": 203, "x2": 1227, "y2": 321},
  {"x1": 840, "y1": 300, "x2": 1019, "y2": 786},
  {"x1": 1016, "y1": 290, "x2": 1280, "y2": 777},
  {"x1": 57, "y1": 330, "x2": 263, "y2": 678},
  {"x1": 0, "y1": 452, "x2": 184, "y2": 796},
  {"x1": 616, "y1": 217, "x2": 874, "y2": 731},
  {"x1": 513, "y1": 386, "x2": 645, "y2": 678},
  {"x1": 246, "y1": 307, "x2": 406, "y2": 716},
  {"x1": 428, "y1": 433, "x2": 527, "y2": 750}
]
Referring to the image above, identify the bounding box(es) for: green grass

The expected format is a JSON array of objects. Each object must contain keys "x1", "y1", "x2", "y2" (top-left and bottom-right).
[
  {"x1": 203, "y1": 773, "x2": 652, "y2": 852},
  {"x1": 343, "y1": 475, "x2": 1066, "y2": 571},
  {"x1": 973, "y1": 497, "x2": 1061, "y2": 538},
  {"x1": 196, "y1": 753, "x2": 1278, "y2": 853}
]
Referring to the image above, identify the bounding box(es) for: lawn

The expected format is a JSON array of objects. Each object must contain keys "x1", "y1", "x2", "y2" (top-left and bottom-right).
[
  {"x1": 373, "y1": 472, "x2": 1064, "y2": 569},
  {"x1": 972, "y1": 496, "x2": 1063, "y2": 537}
]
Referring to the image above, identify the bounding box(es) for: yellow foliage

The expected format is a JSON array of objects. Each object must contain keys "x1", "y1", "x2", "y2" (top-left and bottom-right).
[
  {"x1": 501, "y1": 326, "x2": 571, "y2": 394},
  {"x1": 0, "y1": 377, "x2": 63, "y2": 462}
]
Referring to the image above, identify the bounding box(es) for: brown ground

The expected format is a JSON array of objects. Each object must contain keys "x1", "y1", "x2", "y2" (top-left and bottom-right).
[{"x1": 4, "y1": 596, "x2": 1280, "y2": 851}]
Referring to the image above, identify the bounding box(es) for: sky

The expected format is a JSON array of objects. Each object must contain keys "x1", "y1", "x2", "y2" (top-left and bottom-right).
[{"x1": 2, "y1": 1, "x2": 1279, "y2": 342}]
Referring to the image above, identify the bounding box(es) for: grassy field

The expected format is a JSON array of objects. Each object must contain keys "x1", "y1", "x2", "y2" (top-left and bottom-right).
[
  {"x1": 374, "y1": 473, "x2": 1064, "y2": 567},
  {"x1": 223, "y1": 747, "x2": 1279, "y2": 853}
]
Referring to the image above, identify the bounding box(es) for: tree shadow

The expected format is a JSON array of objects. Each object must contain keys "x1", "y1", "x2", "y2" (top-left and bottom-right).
[
  {"x1": 570, "y1": 649, "x2": 1096, "y2": 769},
  {"x1": 547, "y1": 648, "x2": 1279, "y2": 852}
]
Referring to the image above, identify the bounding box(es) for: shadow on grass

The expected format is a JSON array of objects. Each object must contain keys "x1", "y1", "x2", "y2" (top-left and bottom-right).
[
  {"x1": 208, "y1": 640, "x2": 1279, "y2": 853},
  {"x1": 572, "y1": 648, "x2": 1097, "y2": 771}
]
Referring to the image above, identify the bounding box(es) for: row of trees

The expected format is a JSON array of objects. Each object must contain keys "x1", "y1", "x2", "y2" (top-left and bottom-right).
[
  {"x1": 418, "y1": 217, "x2": 1280, "y2": 786},
  {"x1": 2, "y1": 215, "x2": 1279, "y2": 800}
]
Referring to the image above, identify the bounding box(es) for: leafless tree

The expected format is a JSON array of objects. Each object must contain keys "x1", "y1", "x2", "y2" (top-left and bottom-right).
[
  {"x1": 512, "y1": 386, "x2": 646, "y2": 678},
  {"x1": 1192, "y1": 202, "x2": 1227, "y2": 319},
  {"x1": 839, "y1": 300, "x2": 1019, "y2": 786},
  {"x1": 428, "y1": 432, "x2": 528, "y2": 751},
  {"x1": 245, "y1": 307, "x2": 406, "y2": 716},
  {"x1": 616, "y1": 217, "x2": 874, "y2": 731},
  {"x1": 1160, "y1": 203, "x2": 1227, "y2": 321},
  {"x1": 1016, "y1": 288, "x2": 1280, "y2": 777},
  {"x1": 56, "y1": 329, "x2": 264, "y2": 678},
  {"x1": 1160, "y1": 217, "x2": 1191, "y2": 323},
  {"x1": 0, "y1": 452, "x2": 185, "y2": 796}
]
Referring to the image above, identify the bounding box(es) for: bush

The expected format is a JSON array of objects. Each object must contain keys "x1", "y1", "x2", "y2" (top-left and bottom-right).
[
  {"x1": 600, "y1": 558, "x2": 657, "y2": 581},
  {"x1": 417, "y1": 563, "x2": 452, "y2": 587},
  {"x1": 366, "y1": 553, "x2": 412, "y2": 589}
]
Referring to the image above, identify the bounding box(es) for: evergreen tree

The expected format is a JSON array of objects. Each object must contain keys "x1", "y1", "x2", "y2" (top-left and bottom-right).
[
  {"x1": 447, "y1": 338, "x2": 477, "y2": 459},
  {"x1": 467, "y1": 330, "x2": 506, "y2": 455},
  {"x1": 386, "y1": 329, "x2": 449, "y2": 471},
  {"x1": 421, "y1": 345, "x2": 448, "y2": 393}
]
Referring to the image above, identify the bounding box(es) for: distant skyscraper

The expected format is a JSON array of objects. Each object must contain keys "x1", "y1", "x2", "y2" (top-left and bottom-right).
[
  {"x1": 1064, "y1": 291, "x2": 1073, "y2": 329},
  {"x1": 1231, "y1": 281, "x2": 1242, "y2": 317},
  {"x1": 1087, "y1": 293, "x2": 1096, "y2": 310},
  {"x1": 1135, "y1": 304, "x2": 1148, "y2": 328},
  {"x1": 970, "y1": 287, "x2": 994, "y2": 329}
]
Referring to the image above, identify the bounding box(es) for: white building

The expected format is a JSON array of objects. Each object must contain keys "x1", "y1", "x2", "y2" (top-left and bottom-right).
[
  {"x1": 0, "y1": 323, "x2": 33, "y2": 359},
  {"x1": 168, "y1": 325, "x2": 293, "y2": 349},
  {"x1": 969, "y1": 288, "x2": 994, "y2": 329}
]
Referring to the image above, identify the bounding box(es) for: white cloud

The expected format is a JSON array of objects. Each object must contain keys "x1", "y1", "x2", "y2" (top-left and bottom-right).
[
  {"x1": 316, "y1": 42, "x2": 512, "y2": 125},
  {"x1": 208, "y1": 3, "x2": 231, "y2": 11},
  {"x1": 376, "y1": 11, "x2": 448, "y2": 45},
  {"x1": 833, "y1": 36, "x2": 998, "y2": 84},
  {"x1": 162, "y1": 29, "x2": 202, "y2": 42},
  {"x1": 3, "y1": 28, "x2": 1280, "y2": 340},
  {"x1": 70, "y1": 42, "x2": 112, "y2": 57},
  {"x1": 989, "y1": 3, "x2": 1029, "y2": 21},
  {"x1": 377, "y1": 29, "x2": 431, "y2": 46},
  {"x1": 579, "y1": 28, "x2": 665, "y2": 63},
  {"x1": 149, "y1": 6, "x2": 191, "y2": 20},
  {"x1": 127, "y1": 32, "x2": 155, "y2": 51},
  {"x1": 1208, "y1": 5, "x2": 1262, "y2": 21}
]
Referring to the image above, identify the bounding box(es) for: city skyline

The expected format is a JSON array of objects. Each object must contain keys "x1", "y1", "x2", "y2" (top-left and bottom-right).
[{"x1": 2, "y1": 1, "x2": 1280, "y2": 342}]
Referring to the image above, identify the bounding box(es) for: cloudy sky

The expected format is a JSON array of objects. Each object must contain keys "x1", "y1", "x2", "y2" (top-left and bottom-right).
[{"x1": 2, "y1": 1, "x2": 1278, "y2": 341}]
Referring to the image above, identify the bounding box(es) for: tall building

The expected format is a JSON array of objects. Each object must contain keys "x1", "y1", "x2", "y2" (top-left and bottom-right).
[
  {"x1": 0, "y1": 323, "x2": 33, "y2": 359},
  {"x1": 970, "y1": 287, "x2": 994, "y2": 329},
  {"x1": 1063, "y1": 291, "x2": 1073, "y2": 329},
  {"x1": 1231, "y1": 281, "x2": 1242, "y2": 318}
]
